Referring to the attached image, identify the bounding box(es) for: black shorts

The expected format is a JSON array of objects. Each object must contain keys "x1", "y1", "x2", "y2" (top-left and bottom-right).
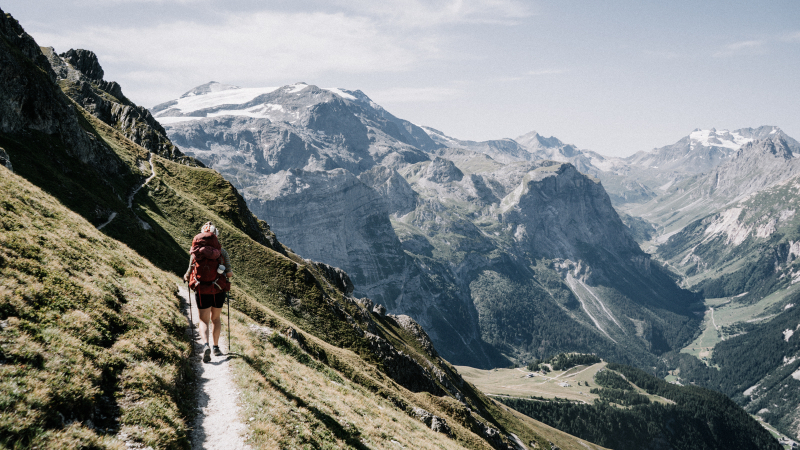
[{"x1": 196, "y1": 292, "x2": 226, "y2": 310}]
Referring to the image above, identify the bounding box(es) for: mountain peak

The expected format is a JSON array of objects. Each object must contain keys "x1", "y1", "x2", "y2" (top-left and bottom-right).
[
  {"x1": 181, "y1": 81, "x2": 240, "y2": 98},
  {"x1": 59, "y1": 48, "x2": 104, "y2": 81}
]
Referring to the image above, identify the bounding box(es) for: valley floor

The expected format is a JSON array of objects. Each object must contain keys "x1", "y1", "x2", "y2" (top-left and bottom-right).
[{"x1": 455, "y1": 363, "x2": 672, "y2": 406}]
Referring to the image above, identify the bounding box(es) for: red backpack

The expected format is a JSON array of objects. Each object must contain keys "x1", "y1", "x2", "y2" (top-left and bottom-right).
[{"x1": 188, "y1": 231, "x2": 230, "y2": 294}]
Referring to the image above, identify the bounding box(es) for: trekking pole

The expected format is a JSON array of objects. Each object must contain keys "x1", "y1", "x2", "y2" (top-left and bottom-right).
[
  {"x1": 227, "y1": 290, "x2": 231, "y2": 353},
  {"x1": 187, "y1": 282, "x2": 195, "y2": 356}
]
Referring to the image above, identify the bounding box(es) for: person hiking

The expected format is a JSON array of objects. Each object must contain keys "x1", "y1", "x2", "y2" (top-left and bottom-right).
[{"x1": 184, "y1": 222, "x2": 233, "y2": 362}]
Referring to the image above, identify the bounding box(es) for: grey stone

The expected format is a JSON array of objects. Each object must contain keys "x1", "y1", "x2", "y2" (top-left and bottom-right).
[{"x1": 0, "y1": 147, "x2": 12, "y2": 171}]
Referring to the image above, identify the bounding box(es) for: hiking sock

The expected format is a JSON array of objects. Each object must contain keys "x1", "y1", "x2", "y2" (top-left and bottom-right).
[{"x1": 203, "y1": 343, "x2": 211, "y2": 363}]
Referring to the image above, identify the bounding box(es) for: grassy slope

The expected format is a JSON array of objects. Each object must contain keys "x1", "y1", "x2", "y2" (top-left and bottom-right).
[{"x1": 0, "y1": 166, "x2": 192, "y2": 449}]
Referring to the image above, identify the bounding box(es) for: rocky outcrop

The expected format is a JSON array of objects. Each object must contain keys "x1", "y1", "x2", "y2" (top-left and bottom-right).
[
  {"x1": 59, "y1": 49, "x2": 104, "y2": 81},
  {"x1": 0, "y1": 8, "x2": 120, "y2": 174},
  {"x1": 0, "y1": 147, "x2": 11, "y2": 171},
  {"x1": 424, "y1": 157, "x2": 463, "y2": 183},
  {"x1": 42, "y1": 47, "x2": 197, "y2": 165},
  {"x1": 389, "y1": 314, "x2": 438, "y2": 358},
  {"x1": 305, "y1": 259, "x2": 354, "y2": 295},
  {"x1": 410, "y1": 407, "x2": 452, "y2": 436},
  {"x1": 363, "y1": 331, "x2": 444, "y2": 395},
  {"x1": 358, "y1": 165, "x2": 418, "y2": 216}
]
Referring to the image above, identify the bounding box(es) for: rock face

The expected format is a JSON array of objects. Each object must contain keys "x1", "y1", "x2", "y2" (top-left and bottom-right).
[
  {"x1": 42, "y1": 47, "x2": 197, "y2": 164},
  {"x1": 0, "y1": 147, "x2": 11, "y2": 171},
  {"x1": 155, "y1": 82, "x2": 698, "y2": 368},
  {"x1": 0, "y1": 11, "x2": 119, "y2": 174}
]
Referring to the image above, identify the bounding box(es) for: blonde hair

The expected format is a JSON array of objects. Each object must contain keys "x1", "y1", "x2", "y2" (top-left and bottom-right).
[{"x1": 201, "y1": 222, "x2": 219, "y2": 236}]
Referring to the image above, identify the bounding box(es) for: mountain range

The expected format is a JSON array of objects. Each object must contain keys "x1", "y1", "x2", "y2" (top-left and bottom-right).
[
  {"x1": 0, "y1": 4, "x2": 796, "y2": 447},
  {"x1": 153, "y1": 81, "x2": 701, "y2": 372},
  {"x1": 151, "y1": 78, "x2": 800, "y2": 443}
]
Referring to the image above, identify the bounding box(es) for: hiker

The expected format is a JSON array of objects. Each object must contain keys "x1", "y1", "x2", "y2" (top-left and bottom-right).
[{"x1": 184, "y1": 222, "x2": 233, "y2": 362}]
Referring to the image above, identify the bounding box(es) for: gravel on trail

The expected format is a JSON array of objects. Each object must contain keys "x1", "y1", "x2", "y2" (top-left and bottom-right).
[{"x1": 179, "y1": 286, "x2": 252, "y2": 450}]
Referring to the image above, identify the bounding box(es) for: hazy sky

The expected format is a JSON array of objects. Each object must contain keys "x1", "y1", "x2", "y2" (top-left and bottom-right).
[{"x1": 5, "y1": 1, "x2": 799, "y2": 156}]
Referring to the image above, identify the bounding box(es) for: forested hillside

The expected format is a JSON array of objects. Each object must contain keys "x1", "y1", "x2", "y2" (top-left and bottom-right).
[{"x1": 499, "y1": 363, "x2": 782, "y2": 450}]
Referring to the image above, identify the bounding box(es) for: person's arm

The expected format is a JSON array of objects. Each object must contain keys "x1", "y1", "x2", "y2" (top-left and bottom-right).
[
  {"x1": 221, "y1": 248, "x2": 233, "y2": 278},
  {"x1": 183, "y1": 253, "x2": 195, "y2": 281}
]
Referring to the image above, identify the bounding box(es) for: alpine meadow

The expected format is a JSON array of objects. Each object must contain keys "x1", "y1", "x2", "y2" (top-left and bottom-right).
[{"x1": 1, "y1": 2, "x2": 800, "y2": 450}]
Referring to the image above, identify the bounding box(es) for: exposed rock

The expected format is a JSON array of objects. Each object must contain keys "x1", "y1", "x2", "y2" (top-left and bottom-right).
[
  {"x1": 0, "y1": 147, "x2": 11, "y2": 171},
  {"x1": 354, "y1": 297, "x2": 373, "y2": 311},
  {"x1": 410, "y1": 407, "x2": 452, "y2": 436},
  {"x1": 358, "y1": 165, "x2": 418, "y2": 216},
  {"x1": 423, "y1": 156, "x2": 463, "y2": 183},
  {"x1": 41, "y1": 47, "x2": 197, "y2": 165},
  {"x1": 59, "y1": 49, "x2": 104, "y2": 80},
  {"x1": 388, "y1": 314, "x2": 437, "y2": 358},
  {"x1": 305, "y1": 259, "x2": 354, "y2": 295},
  {"x1": 372, "y1": 304, "x2": 386, "y2": 316},
  {"x1": 0, "y1": 10, "x2": 120, "y2": 173},
  {"x1": 362, "y1": 331, "x2": 443, "y2": 395}
]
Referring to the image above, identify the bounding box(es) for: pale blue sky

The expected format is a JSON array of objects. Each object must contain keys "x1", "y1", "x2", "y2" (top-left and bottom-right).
[{"x1": 5, "y1": 1, "x2": 799, "y2": 156}]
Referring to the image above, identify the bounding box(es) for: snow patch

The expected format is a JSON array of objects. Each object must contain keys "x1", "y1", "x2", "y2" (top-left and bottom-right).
[
  {"x1": 783, "y1": 356, "x2": 797, "y2": 366},
  {"x1": 323, "y1": 87, "x2": 357, "y2": 100},
  {"x1": 159, "y1": 86, "x2": 280, "y2": 115},
  {"x1": 156, "y1": 116, "x2": 205, "y2": 125},
  {"x1": 689, "y1": 129, "x2": 753, "y2": 150},
  {"x1": 786, "y1": 303, "x2": 796, "y2": 310},
  {"x1": 744, "y1": 383, "x2": 760, "y2": 396},
  {"x1": 784, "y1": 329, "x2": 795, "y2": 342},
  {"x1": 286, "y1": 82, "x2": 308, "y2": 94},
  {"x1": 793, "y1": 368, "x2": 800, "y2": 381}
]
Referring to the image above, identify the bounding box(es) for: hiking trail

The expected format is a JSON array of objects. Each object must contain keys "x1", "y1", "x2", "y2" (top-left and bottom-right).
[
  {"x1": 178, "y1": 285, "x2": 252, "y2": 450},
  {"x1": 97, "y1": 153, "x2": 156, "y2": 230}
]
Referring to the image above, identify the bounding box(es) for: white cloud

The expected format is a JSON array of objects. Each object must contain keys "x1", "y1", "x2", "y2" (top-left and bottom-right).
[
  {"x1": 713, "y1": 39, "x2": 766, "y2": 57},
  {"x1": 370, "y1": 86, "x2": 462, "y2": 103},
  {"x1": 30, "y1": 10, "x2": 448, "y2": 106},
  {"x1": 334, "y1": 0, "x2": 533, "y2": 27},
  {"x1": 36, "y1": 11, "x2": 432, "y2": 74},
  {"x1": 782, "y1": 31, "x2": 800, "y2": 42}
]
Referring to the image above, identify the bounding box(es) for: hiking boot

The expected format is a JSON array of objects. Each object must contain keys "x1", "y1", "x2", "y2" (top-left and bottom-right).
[
  {"x1": 202, "y1": 344, "x2": 211, "y2": 363},
  {"x1": 213, "y1": 345, "x2": 223, "y2": 356}
]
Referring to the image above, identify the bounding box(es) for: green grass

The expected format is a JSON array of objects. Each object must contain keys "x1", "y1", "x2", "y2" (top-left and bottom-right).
[
  {"x1": 680, "y1": 285, "x2": 800, "y2": 362},
  {"x1": 0, "y1": 167, "x2": 193, "y2": 449},
  {"x1": 456, "y1": 363, "x2": 673, "y2": 408}
]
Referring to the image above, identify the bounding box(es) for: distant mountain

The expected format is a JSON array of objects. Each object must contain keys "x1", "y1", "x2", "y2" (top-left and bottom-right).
[
  {"x1": 628, "y1": 135, "x2": 800, "y2": 238},
  {"x1": 154, "y1": 82, "x2": 700, "y2": 371},
  {"x1": 626, "y1": 126, "x2": 799, "y2": 175}
]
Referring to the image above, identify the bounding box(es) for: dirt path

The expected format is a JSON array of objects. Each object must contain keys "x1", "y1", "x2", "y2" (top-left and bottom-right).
[
  {"x1": 709, "y1": 307, "x2": 719, "y2": 330},
  {"x1": 97, "y1": 153, "x2": 156, "y2": 231},
  {"x1": 179, "y1": 286, "x2": 252, "y2": 450}
]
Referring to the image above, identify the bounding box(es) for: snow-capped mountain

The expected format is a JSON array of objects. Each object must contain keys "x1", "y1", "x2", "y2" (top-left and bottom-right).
[{"x1": 626, "y1": 126, "x2": 799, "y2": 175}]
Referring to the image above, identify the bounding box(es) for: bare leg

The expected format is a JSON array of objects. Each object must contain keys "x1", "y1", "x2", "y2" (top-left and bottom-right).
[
  {"x1": 210, "y1": 307, "x2": 223, "y2": 346},
  {"x1": 198, "y1": 307, "x2": 212, "y2": 345}
]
